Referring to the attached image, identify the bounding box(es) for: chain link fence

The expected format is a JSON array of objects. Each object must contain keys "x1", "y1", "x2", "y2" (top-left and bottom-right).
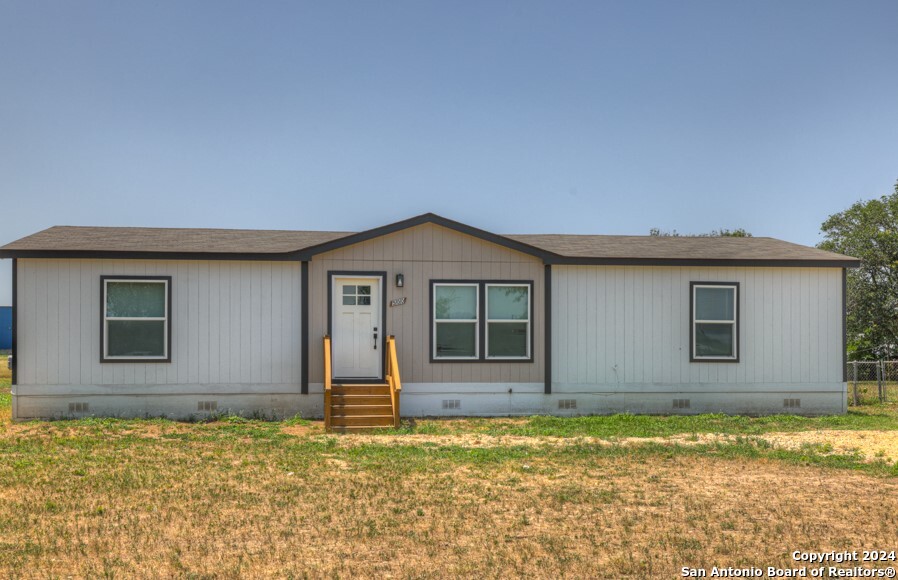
[{"x1": 847, "y1": 360, "x2": 898, "y2": 405}]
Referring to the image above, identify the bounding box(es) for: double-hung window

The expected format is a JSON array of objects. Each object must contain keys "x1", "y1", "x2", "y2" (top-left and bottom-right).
[
  {"x1": 691, "y1": 282, "x2": 738, "y2": 362},
  {"x1": 485, "y1": 284, "x2": 531, "y2": 359},
  {"x1": 433, "y1": 283, "x2": 479, "y2": 359},
  {"x1": 102, "y1": 276, "x2": 172, "y2": 362},
  {"x1": 432, "y1": 281, "x2": 532, "y2": 361}
]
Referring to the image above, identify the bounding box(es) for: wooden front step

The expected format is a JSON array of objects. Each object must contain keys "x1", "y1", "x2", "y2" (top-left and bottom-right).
[
  {"x1": 330, "y1": 414, "x2": 395, "y2": 427},
  {"x1": 332, "y1": 383, "x2": 390, "y2": 396},
  {"x1": 330, "y1": 425, "x2": 393, "y2": 433},
  {"x1": 328, "y1": 382, "x2": 395, "y2": 430},
  {"x1": 330, "y1": 404, "x2": 393, "y2": 416},
  {"x1": 331, "y1": 394, "x2": 391, "y2": 406}
]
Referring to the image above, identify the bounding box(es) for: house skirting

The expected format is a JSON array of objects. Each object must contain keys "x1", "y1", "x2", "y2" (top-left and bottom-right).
[{"x1": 11, "y1": 382, "x2": 846, "y2": 420}]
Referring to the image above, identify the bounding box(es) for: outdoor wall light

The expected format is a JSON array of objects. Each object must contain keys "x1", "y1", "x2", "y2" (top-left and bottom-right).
[{"x1": 395, "y1": 273, "x2": 404, "y2": 287}]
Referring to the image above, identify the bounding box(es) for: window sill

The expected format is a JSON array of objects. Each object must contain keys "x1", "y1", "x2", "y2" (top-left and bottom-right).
[
  {"x1": 431, "y1": 357, "x2": 534, "y2": 363},
  {"x1": 101, "y1": 358, "x2": 172, "y2": 364}
]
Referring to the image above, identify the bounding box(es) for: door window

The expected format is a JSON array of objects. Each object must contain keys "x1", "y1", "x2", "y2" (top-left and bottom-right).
[{"x1": 342, "y1": 284, "x2": 372, "y2": 306}]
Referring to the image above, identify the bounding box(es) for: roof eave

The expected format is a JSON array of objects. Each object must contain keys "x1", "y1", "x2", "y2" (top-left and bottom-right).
[
  {"x1": 544, "y1": 256, "x2": 862, "y2": 268},
  {"x1": 0, "y1": 249, "x2": 303, "y2": 261}
]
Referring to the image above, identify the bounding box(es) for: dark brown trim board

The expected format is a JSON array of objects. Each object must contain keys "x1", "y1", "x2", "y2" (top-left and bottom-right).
[
  {"x1": 0, "y1": 248, "x2": 860, "y2": 269},
  {"x1": 301, "y1": 261, "x2": 309, "y2": 394},
  {"x1": 99, "y1": 275, "x2": 173, "y2": 363},
  {"x1": 544, "y1": 265, "x2": 552, "y2": 394},
  {"x1": 842, "y1": 268, "x2": 848, "y2": 383},
  {"x1": 326, "y1": 271, "x2": 388, "y2": 382},
  {"x1": 429, "y1": 279, "x2": 535, "y2": 363},
  {"x1": 689, "y1": 281, "x2": 741, "y2": 363},
  {"x1": 11, "y1": 258, "x2": 16, "y2": 386},
  {"x1": 546, "y1": 256, "x2": 860, "y2": 268}
]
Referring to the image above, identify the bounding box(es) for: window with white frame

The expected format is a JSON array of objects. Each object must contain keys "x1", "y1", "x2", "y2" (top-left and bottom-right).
[
  {"x1": 485, "y1": 283, "x2": 530, "y2": 359},
  {"x1": 433, "y1": 283, "x2": 479, "y2": 359},
  {"x1": 432, "y1": 281, "x2": 533, "y2": 361},
  {"x1": 102, "y1": 277, "x2": 171, "y2": 361},
  {"x1": 691, "y1": 282, "x2": 738, "y2": 361}
]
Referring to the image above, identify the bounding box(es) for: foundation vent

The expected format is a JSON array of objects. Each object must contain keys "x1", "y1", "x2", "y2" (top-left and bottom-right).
[
  {"x1": 673, "y1": 399, "x2": 691, "y2": 410},
  {"x1": 442, "y1": 399, "x2": 461, "y2": 410},
  {"x1": 198, "y1": 401, "x2": 218, "y2": 412},
  {"x1": 558, "y1": 399, "x2": 577, "y2": 410},
  {"x1": 68, "y1": 402, "x2": 89, "y2": 413},
  {"x1": 784, "y1": 398, "x2": 801, "y2": 409}
]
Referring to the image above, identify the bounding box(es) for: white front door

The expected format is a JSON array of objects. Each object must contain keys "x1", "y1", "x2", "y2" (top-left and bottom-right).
[{"x1": 332, "y1": 276, "x2": 382, "y2": 379}]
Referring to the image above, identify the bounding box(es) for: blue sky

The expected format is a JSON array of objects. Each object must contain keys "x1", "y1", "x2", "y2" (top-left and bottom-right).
[{"x1": 1, "y1": 1, "x2": 897, "y2": 305}]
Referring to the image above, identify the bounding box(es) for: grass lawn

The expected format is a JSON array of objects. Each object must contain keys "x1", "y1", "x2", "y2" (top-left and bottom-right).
[{"x1": 1, "y1": 376, "x2": 897, "y2": 578}]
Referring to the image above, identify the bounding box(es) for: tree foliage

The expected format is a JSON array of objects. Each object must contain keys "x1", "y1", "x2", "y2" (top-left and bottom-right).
[
  {"x1": 649, "y1": 227, "x2": 752, "y2": 237},
  {"x1": 818, "y1": 180, "x2": 898, "y2": 360}
]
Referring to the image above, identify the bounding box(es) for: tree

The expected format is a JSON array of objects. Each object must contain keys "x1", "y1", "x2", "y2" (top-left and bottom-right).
[
  {"x1": 818, "y1": 180, "x2": 898, "y2": 360},
  {"x1": 649, "y1": 227, "x2": 752, "y2": 237}
]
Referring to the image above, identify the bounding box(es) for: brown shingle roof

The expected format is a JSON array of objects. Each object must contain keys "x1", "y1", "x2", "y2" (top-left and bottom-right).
[
  {"x1": 0, "y1": 225, "x2": 352, "y2": 255},
  {"x1": 504, "y1": 234, "x2": 857, "y2": 263},
  {"x1": 0, "y1": 217, "x2": 859, "y2": 265}
]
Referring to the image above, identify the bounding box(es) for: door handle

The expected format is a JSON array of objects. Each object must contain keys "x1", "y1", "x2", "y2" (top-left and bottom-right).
[{"x1": 373, "y1": 327, "x2": 378, "y2": 350}]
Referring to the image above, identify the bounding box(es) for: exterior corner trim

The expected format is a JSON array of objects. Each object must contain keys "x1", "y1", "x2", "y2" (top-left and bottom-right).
[
  {"x1": 301, "y1": 261, "x2": 309, "y2": 395},
  {"x1": 544, "y1": 264, "x2": 552, "y2": 394},
  {"x1": 11, "y1": 258, "x2": 16, "y2": 386}
]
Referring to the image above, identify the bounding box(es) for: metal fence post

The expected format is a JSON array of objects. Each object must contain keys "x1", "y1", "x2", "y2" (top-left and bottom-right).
[
  {"x1": 882, "y1": 361, "x2": 895, "y2": 403},
  {"x1": 877, "y1": 361, "x2": 884, "y2": 403},
  {"x1": 852, "y1": 361, "x2": 858, "y2": 406}
]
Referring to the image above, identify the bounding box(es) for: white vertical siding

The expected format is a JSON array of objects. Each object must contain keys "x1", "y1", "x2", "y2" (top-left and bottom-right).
[
  {"x1": 16, "y1": 259, "x2": 302, "y2": 388},
  {"x1": 552, "y1": 266, "x2": 843, "y2": 388}
]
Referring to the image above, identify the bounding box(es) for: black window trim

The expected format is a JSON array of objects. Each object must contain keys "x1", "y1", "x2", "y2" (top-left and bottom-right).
[
  {"x1": 430, "y1": 279, "x2": 534, "y2": 363},
  {"x1": 100, "y1": 275, "x2": 173, "y2": 363},
  {"x1": 689, "y1": 281, "x2": 740, "y2": 363}
]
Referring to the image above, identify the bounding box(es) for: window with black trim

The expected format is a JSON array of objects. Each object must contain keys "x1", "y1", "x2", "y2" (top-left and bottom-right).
[
  {"x1": 102, "y1": 276, "x2": 171, "y2": 362},
  {"x1": 433, "y1": 283, "x2": 479, "y2": 359},
  {"x1": 485, "y1": 283, "x2": 531, "y2": 359},
  {"x1": 691, "y1": 282, "x2": 738, "y2": 361},
  {"x1": 432, "y1": 281, "x2": 532, "y2": 361}
]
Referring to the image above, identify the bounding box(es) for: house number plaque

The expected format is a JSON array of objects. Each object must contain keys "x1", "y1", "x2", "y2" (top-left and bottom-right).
[{"x1": 390, "y1": 297, "x2": 407, "y2": 307}]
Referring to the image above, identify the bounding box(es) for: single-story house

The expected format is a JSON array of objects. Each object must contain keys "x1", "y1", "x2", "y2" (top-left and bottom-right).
[{"x1": 0, "y1": 213, "x2": 860, "y2": 429}]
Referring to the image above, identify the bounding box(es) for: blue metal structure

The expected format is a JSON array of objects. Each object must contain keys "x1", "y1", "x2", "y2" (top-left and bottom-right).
[{"x1": 0, "y1": 306, "x2": 11, "y2": 350}]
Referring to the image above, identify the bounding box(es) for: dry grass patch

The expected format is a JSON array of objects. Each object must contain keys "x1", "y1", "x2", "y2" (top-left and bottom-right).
[
  {"x1": 310, "y1": 429, "x2": 898, "y2": 464},
  {"x1": 761, "y1": 429, "x2": 898, "y2": 463},
  {"x1": 2, "y1": 385, "x2": 897, "y2": 577},
  {"x1": 1, "y1": 437, "x2": 897, "y2": 578}
]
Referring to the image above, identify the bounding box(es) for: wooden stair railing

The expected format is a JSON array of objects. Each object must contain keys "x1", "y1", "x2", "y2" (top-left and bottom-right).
[
  {"x1": 385, "y1": 335, "x2": 402, "y2": 428},
  {"x1": 323, "y1": 334, "x2": 401, "y2": 432}
]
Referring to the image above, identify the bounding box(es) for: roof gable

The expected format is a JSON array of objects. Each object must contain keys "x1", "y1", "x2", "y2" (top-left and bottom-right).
[{"x1": 294, "y1": 213, "x2": 555, "y2": 261}]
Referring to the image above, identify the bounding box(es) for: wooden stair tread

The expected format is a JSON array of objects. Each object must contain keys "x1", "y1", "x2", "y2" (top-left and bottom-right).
[
  {"x1": 331, "y1": 415, "x2": 395, "y2": 426},
  {"x1": 331, "y1": 414, "x2": 394, "y2": 418},
  {"x1": 331, "y1": 407, "x2": 393, "y2": 417},
  {"x1": 335, "y1": 383, "x2": 389, "y2": 387}
]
